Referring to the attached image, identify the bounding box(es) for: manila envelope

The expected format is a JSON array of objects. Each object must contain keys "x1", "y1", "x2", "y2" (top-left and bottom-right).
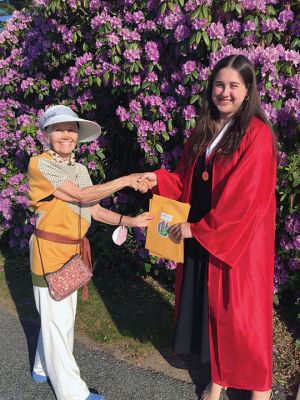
[{"x1": 146, "y1": 194, "x2": 190, "y2": 263}]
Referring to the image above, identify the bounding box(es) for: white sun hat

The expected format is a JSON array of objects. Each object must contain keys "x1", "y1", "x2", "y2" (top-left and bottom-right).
[{"x1": 39, "y1": 105, "x2": 101, "y2": 143}]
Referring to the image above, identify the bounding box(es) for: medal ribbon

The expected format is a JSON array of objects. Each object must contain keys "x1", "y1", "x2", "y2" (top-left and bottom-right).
[{"x1": 202, "y1": 121, "x2": 232, "y2": 181}]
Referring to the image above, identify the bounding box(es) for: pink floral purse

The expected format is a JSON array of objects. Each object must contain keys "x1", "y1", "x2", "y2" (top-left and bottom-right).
[
  {"x1": 34, "y1": 207, "x2": 93, "y2": 301},
  {"x1": 44, "y1": 253, "x2": 92, "y2": 301}
]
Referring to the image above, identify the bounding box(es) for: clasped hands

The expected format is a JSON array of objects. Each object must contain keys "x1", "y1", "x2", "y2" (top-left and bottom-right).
[{"x1": 127, "y1": 172, "x2": 192, "y2": 241}]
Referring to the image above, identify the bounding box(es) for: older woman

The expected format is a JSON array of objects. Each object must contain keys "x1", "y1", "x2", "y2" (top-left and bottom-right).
[{"x1": 28, "y1": 105, "x2": 151, "y2": 400}]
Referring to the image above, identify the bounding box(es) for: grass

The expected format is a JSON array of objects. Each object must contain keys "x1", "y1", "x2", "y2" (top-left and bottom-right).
[{"x1": 0, "y1": 247, "x2": 299, "y2": 398}]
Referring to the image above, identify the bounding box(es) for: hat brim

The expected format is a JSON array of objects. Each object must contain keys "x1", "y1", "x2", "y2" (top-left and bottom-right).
[{"x1": 43, "y1": 115, "x2": 101, "y2": 143}]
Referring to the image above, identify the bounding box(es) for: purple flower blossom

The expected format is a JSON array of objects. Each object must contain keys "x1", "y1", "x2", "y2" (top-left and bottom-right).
[
  {"x1": 88, "y1": 161, "x2": 97, "y2": 170},
  {"x1": 123, "y1": 48, "x2": 141, "y2": 62},
  {"x1": 145, "y1": 41, "x2": 159, "y2": 63},
  {"x1": 15, "y1": 195, "x2": 29, "y2": 207},
  {"x1": 107, "y1": 33, "x2": 120, "y2": 47},
  {"x1": 145, "y1": 72, "x2": 158, "y2": 82},
  {"x1": 174, "y1": 25, "x2": 191, "y2": 42},
  {"x1": 242, "y1": 0, "x2": 267, "y2": 12},
  {"x1": 131, "y1": 75, "x2": 141, "y2": 85},
  {"x1": 183, "y1": 105, "x2": 196, "y2": 120},
  {"x1": 8, "y1": 173, "x2": 24, "y2": 186},
  {"x1": 226, "y1": 20, "x2": 242, "y2": 36},
  {"x1": 278, "y1": 9, "x2": 294, "y2": 23},
  {"x1": 1, "y1": 188, "x2": 15, "y2": 197},
  {"x1": 166, "y1": 260, "x2": 177, "y2": 270},
  {"x1": 207, "y1": 22, "x2": 225, "y2": 40},
  {"x1": 138, "y1": 248, "x2": 149, "y2": 258},
  {"x1": 288, "y1": 258, "x2": 300, "y2": 271},
  {"x1": 243, "y1": 20, "x2": 257, "y2": 32},
  {"x1": 129, "y1": 100, "x2": 141, "y2": 113},
  {"x1": 51, "y1": 79, "x2": 62, "y2": 90},
  {"x1": 261, "y1": 19, "x2": 280, "y2": 33},
  {"x1": 0, "y1": 198, "x2": 12, "y2": 220},
  {"x1": 116, "y1": 106, "x2": 130, "y2": 122},
  {"x1": 143, "y1": 95, "x2": 162, "y2": 107},
  {"x1": 20, "y1": 77, "x2": 34, "y2": 91},
  {"x1": 153, "y1": 120, "x2": 166, "y2": 133},
  {"x1": 182, "y1": 61, "x2": 197, "y2": 75},
  {"x1": 191, "y1": 18, "x2": 208, "y2": 31},
  {"x1": 121, "y1": 28, "x2": 141, "y2": 42}
]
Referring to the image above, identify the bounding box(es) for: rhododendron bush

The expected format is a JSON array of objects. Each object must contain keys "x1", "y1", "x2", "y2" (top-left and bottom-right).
[{"x1": 0, "y1": 0, "x2": 299, "y2": 302}]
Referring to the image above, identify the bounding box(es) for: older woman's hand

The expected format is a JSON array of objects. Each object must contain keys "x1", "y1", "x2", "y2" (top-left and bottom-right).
[
  {"x1": 131, "y1": 212, "x2": 153, "y2": 227},
  {"x1": 126, "y1": 173, "x2": 144, "y2": 191}
]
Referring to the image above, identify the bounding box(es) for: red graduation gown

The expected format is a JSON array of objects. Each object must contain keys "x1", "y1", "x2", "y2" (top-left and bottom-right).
[{"x1": 154, "y1": 116, "x2": 276, "y2": 391}]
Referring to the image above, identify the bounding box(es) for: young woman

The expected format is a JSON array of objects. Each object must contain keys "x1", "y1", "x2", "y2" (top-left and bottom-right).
[
  {"x1": 138, "y1": 55, "x2": 277, "y2": 400},
  {"x1": 28, "y1": 105, "x2": 152, "y2": 400}
]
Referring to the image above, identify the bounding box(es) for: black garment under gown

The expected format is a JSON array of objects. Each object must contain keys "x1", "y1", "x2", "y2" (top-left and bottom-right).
[{"x1": 173, "y1": 153, "x2": 212, "y2": 364}]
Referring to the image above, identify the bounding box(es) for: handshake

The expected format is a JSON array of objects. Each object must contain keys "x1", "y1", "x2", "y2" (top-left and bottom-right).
[{"x1": 127, "y1": 172, "x2": 157, "y2": 193}]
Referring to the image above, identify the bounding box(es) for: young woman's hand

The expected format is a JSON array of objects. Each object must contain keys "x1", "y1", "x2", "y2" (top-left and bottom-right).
[
  {"x1": 169, "y1": 222, "x2": 192, "y2": 242},
  {"x1": 130, "y1": 212, "x2": 153, "y2": 227}
]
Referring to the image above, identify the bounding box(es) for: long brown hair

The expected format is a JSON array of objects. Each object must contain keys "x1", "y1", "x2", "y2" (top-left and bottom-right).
[{"x1": 188, "y1": 54, "x2": 276, "y2": 163}]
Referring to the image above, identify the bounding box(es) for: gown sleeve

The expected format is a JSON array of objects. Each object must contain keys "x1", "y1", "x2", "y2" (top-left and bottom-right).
[
  {"x1": 190, "y1": 122, "x2": 277, "y2": 269},
  {"x1": 154, "y1": 136, "x2": 193, "y2": 201}
]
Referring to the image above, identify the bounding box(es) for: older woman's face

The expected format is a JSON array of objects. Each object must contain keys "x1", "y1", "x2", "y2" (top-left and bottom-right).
[{"x1": 46, "y1": 122, "x2": 79, "y2": 160}]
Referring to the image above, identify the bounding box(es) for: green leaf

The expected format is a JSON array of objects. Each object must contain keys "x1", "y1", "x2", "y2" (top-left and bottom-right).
[
  {"x1": 190, "y1": 94, "x2": 200, "y2": 104},
  {"x1": 202, "y1": 31, "x2": 210, "y2": 47},
  {"x1": 191, "y1": 7, "x2": 201, "y2": 20},
  {"x1": 152, "y1": 155, "x2": 159, "y2": 164},
  {"x1": 196, "y1": 31, "x2": 202, "y2": 45},
  {"x1": 273, "y1": 293, "x2": 279, "y2": 305},
  {"x1": 189, "y1": 33, "x2": 196, "y2": 46},
  {"x1": 211, "y1": 39, "x2": 218, "y2": 52},
  {"x1": 235, "y1": 4, "x2": 242, "y2": 15},
  {"x1": 73, "y1": 32, "x2": 77, "y2": 44},
  {"x1": 167, "y1": 119, "x2": 173, "y2": 131},
  {"x1": 89, "y1": 76, "x2": 93, "y2": 86},
  {"x1": 96, "y1": 76, "x2": 101, "y2": 87},
  {"x1": 126, "y1": 121, "x2": 134, "y2": 131},
  {"x1": 144, "y1": 263, "x2": 152, "y2": 273},
  {"x1": 272, "y1": 100, "x2": 282, "y2": 110},
  {"x1": 265, "y1": 32, "x2": 273, "y2": 44},
  {"x1": 192, "y1": 70, "x2": 199, "y2": 79},
  {"x1": 116, "y1": 44, "x2": 122, "y2": 54},
  {"x1": 103, "y1": 71, "x2": 110, "y2": 81},
  {"x1": 202, "y1": 6, "x2": 209, "y2": 18},
  {"x1": 162, "y1": 131, "x2": 169, "y2": 141},
  {"x1": 155, "y1": 143, "x2": 163, "y2": 153},
  {"x1": 168, "y1": 2, "x2": 175, "y2": 12},
  {"x1": 148, "y1": 63, "x2": 154, "y2": 73},
  {"x1": 190, "y1": 118, "x2": 196, "y2": 128},
  {"x1": 141, "y1": 81, "x2": 150, "y2": 89},
  {"x1": 160, "y1": 2, "x2": 167, "y2": 14},
  {"x1": 179, "y1": 0, "x2": 184, "y2": 7}
]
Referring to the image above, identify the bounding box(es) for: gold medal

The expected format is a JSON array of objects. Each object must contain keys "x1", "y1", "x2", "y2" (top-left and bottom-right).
[{"x1": 202, "y1": 170, "x2": 209, "y2": 181}]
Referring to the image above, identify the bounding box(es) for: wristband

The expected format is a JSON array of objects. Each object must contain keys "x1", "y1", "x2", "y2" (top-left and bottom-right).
[{"x1": 118, "y1": 215, "x2": 124, "y2": 226}]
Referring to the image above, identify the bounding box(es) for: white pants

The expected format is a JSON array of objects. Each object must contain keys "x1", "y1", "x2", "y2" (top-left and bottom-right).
[{"x1": 33, "y1": 286, "x2": 90, "y2": 400}]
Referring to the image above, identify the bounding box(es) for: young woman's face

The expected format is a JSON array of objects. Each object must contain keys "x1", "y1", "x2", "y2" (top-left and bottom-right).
[
  {"x1": 47, "y1": 122, "x2": 79, "y2": 160},
  {"x1": 212, "y1": 67, "x2": 248, "y2": 121}
]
